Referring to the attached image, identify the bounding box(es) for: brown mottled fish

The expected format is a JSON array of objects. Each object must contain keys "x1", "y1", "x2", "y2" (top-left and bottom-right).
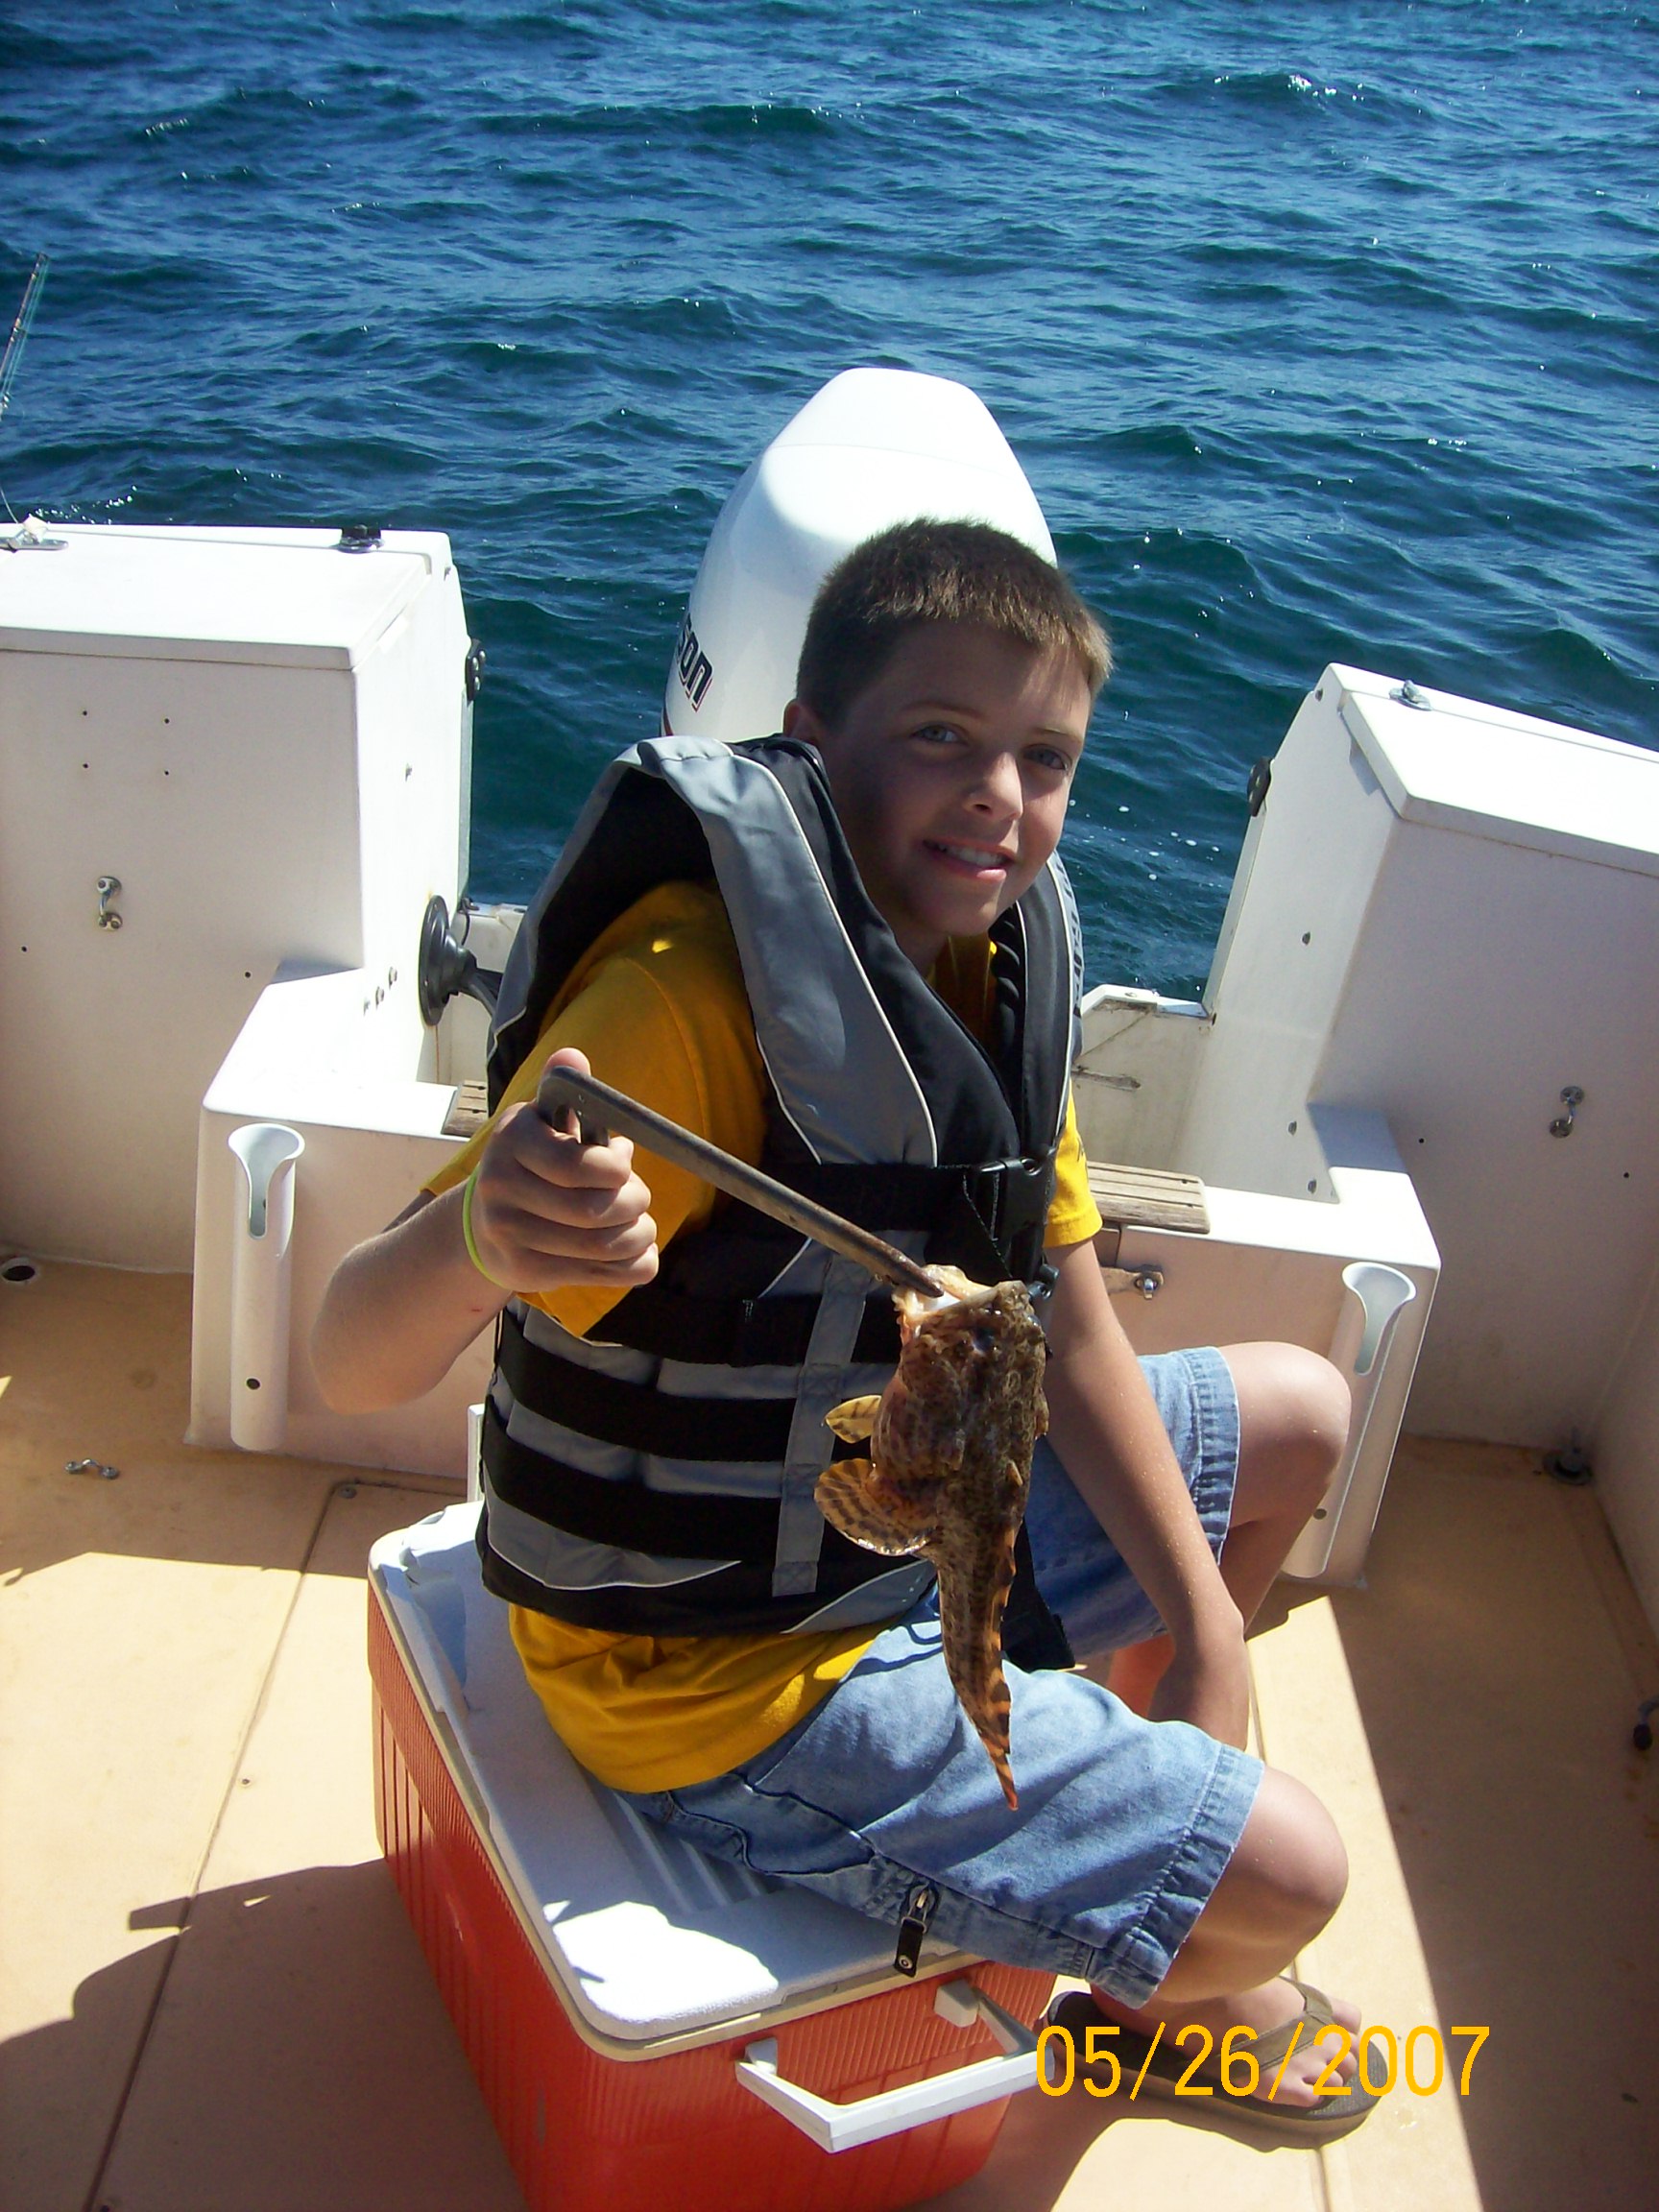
[{"x1": 817, "y1": 1266, "x2": 1048, "y2": 1809}]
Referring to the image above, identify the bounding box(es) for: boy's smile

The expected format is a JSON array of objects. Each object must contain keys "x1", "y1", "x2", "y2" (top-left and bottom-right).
[{"x1": 784, "y1": 622, "x2": 1092, "y2": 972}]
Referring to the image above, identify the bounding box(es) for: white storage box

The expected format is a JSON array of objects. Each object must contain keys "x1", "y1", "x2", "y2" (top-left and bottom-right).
[{"x1": 0, "y1": 523, "x2": 471, "y2": 1269}]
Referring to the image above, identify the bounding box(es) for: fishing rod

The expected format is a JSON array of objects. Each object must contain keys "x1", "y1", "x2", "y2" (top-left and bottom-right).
[
  {"x1": 0, "y1": 252, "x2": 49, "y2": 424},
  {"x1": 0, "y1": 252, "x2": 64, "y2": 550}
]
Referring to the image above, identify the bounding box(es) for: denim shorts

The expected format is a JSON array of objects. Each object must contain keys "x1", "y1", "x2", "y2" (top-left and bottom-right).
[{"x1": 621, "y1": 1347, "x2": 1262, "y2": 2006}]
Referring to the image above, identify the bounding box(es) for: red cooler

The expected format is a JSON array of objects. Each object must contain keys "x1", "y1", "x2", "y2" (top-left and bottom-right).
[{"x1": 369, "y1": 1503, "x2": 1052, "y2": 2212}]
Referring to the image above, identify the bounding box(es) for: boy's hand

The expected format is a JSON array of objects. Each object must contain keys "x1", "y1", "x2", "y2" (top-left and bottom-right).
[{"x1": 467, "y1": 1046, "x2": 659, "y2": 1293}]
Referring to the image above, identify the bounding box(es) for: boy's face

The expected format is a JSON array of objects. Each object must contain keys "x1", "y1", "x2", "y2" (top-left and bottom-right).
[{"x1": 783, "y1": 622, "x2": 1091, "y2": 972}]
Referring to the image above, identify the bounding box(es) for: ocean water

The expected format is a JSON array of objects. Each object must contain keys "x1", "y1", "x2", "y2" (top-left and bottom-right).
[{"x1": 2, "y1": 0, "x2": 1654, "y2": 992}]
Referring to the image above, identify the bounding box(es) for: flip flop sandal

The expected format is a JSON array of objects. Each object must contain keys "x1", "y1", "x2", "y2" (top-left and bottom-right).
[{"x1": 1045, "y1": 1983, "x2": 1381, "y2": 2141}]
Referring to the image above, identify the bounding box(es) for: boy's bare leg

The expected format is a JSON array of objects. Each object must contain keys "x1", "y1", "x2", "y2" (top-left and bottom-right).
[
  {"x1": 1088, "y1": 1765, "x2": 1361, "y2": 2104},
  {"x1": 1105, "y1": 1341, "x2": 1350, "y2": 1716}
]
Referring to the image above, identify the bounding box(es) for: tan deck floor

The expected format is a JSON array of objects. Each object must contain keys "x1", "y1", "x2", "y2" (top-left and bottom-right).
[{"x1": 4, "y1": 1263, "x2": 1657, "y2": 2212}]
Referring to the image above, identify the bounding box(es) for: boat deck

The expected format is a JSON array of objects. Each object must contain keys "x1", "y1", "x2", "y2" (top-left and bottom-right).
[{"x1": 5, "y1": 1262, "x2": 1657, "y2": 2211}]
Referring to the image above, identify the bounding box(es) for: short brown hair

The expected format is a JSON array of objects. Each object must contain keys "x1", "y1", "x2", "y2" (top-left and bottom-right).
[{"x1": 794, "y1": 518, "x2": 1111, "y2": 728}]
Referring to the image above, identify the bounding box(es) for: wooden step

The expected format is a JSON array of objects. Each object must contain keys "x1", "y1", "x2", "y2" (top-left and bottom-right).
[
  {"x1": 442, "y1": 1078, "x2": 490, "y2": 1139},
  {"x1": 1087, "y1": 1159, "x2": 1210, "y2": 1235}
]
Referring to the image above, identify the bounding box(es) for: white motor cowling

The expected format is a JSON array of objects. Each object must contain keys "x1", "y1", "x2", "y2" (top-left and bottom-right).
[{"x1": 663, "y1": 368, "x2": 1055, "y2": 742}]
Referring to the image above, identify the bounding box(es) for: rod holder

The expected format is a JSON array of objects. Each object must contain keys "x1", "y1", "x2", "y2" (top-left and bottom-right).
[
  {"x1": 228, "y1": 1122, "x2": 304, "y2": 1453},
  {"x1": 1284, "y1": 1260, "x2": 1418, "y2": 1581},
  {"x1": 467, "y1": 1402, "x2": 485, "y2": 1504}
]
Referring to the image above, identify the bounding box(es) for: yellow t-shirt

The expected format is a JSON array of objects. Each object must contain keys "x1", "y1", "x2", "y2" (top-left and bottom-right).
[{"x1": 427, "y1": 880, "x2": 1102, "y2": 1791}]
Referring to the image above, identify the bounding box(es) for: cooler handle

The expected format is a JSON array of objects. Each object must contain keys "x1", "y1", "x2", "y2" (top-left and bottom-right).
[{"x1": 734, "y1": 1979, "x2": 1039, "y2": 2152}]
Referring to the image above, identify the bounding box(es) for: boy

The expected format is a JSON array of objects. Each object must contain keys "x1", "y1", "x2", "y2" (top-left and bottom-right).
[{"x1": 315, "y1": 521, "x2": 1370, "y2": 2129}]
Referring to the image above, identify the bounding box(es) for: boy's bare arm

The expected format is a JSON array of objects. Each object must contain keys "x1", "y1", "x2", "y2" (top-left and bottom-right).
[
  {"x1": 1040, "y1": 1237, "x2": 1249, "y2": 1747},
  {"x1": 311, "y1": 1046, "x2": 658, "y2": 1414}
]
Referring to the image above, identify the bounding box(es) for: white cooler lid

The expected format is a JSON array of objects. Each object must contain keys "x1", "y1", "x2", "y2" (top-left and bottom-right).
[{"x1": 370, "y1": 1503, "x2": 961, "y2": 2050}]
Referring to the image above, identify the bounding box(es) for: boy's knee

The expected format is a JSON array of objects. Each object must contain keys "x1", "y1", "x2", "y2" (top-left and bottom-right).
[
  {"x1": 1214, "y1": 1767, "x2": 1349, "y2": 1944},
  {"x1": 1280, "y1": 1771, "x2": 1349, "y2": 1925},
  {"x1": 1229, "y1": 1341, "x2": 1352, "y2": 1512},
  {"x1": 1286, "y1": 1346, "x2": 1352, "y2": 1488}
]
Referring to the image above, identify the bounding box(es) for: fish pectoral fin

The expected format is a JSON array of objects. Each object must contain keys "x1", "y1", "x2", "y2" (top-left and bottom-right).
[
  {"x1": 825, "y1": 1395, "x2": 880, "y2": 1443},
  {"x1": 815, "y1": 1458, "x2": 934, "y2": 1556}
]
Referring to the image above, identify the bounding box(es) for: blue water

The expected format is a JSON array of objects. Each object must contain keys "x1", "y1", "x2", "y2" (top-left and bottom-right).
[{"x1": 3, "y1": 1, "x2": 1655, "y2": 991}]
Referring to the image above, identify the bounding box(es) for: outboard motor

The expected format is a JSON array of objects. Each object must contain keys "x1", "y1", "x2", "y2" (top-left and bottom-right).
[{"x1": 663, "y1": 368, "x2": 1055, "y2": 742}]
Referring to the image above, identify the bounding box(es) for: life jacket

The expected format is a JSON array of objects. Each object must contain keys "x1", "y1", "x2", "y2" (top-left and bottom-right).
[{"x1": 476, "y1": 734, "x2": 1082, "y2": 1658}]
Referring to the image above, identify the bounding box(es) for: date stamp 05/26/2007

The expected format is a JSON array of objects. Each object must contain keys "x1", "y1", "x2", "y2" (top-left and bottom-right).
[{"x1": 1037, "y1": 2021, "x2": 1490, "y2": 2104}]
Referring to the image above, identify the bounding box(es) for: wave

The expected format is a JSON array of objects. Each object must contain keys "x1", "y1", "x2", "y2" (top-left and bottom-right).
[
  {"x1": 473, "y1": 97, "x2": 836, "y2": 146},
  {"x1": 369, "y1": 2, "x2": 607, "y2": 54},
  {"x1": 1137, "y1": 65, "x2": 1426, "y2": 124},
  {"x1": 0, "y1": 20, "x2": 102, "y2": 66},
  {"x1": 1498, "y1": 620, "x2": 1659, "y2": 736}
]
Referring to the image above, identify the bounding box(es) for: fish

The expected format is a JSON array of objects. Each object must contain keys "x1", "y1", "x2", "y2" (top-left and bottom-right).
[{"x1": 817, "y1": 1265, "x2": 1048, "y2": 1810}]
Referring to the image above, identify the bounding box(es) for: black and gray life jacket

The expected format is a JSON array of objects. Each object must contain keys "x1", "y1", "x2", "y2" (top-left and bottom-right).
[{"x1": 476, "y1": 734, "x2": 1083, "y2": 1653}]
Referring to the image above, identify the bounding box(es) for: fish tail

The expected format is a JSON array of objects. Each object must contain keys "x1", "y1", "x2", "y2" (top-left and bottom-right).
[{"x1": 933, "y1": 1534, "x2": 1019, "y2": 1810}]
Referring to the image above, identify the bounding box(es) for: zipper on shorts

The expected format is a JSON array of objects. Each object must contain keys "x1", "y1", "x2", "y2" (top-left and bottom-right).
[{"x1": 893, "y1": 1882, "x2": 938, "y2": 1978}]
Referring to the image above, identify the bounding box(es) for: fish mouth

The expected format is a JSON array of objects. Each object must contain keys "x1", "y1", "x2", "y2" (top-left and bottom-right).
[{"x1": 895, "y1": 1268, "x2": 1001, "y2": 1342}]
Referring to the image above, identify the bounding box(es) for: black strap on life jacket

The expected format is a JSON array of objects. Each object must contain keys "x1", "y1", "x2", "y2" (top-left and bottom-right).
[
  {"x1": 591, "y1": 1152, "x2": 1055, "y2": 1368},
  {"x1": 495, "y1": 1308, "x2": 799, "y2": 1463},
  {"x1": 477, "y1": 1395, "x2": 934, "y2": 1637},
  {"x1": 478, "y1": 1395, "x2": 1073, "y2": 1668}
]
